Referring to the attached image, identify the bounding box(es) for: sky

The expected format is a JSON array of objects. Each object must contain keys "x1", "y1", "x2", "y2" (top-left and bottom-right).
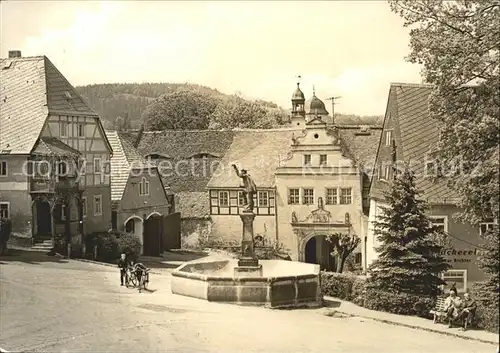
[{"x1": 0, "y1": 1, "x2": 423, "y2": 116}]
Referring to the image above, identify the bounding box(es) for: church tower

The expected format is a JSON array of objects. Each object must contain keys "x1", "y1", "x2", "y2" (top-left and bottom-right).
[{"x1": 290, "y1": 78, "x2": 306, "y2": 127}]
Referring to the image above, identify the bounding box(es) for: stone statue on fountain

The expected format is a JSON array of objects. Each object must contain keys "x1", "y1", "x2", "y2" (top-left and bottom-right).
[
  {"x1": 231, "y1": 164, "x2": 262, "y2": 274},
  {"x1": 232, "y1": 164, "x2": 257, "y2": 213}
]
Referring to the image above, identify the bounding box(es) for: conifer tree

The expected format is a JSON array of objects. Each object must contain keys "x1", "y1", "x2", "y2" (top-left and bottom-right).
[{"x1": 368, "y1": 166, "x2": 450, "y2": 296}]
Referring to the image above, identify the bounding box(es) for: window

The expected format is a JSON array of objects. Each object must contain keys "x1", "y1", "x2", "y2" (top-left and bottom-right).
[
  {"x1": 258, "y1": 191, "x2": 268, "y2": 207},
  {"x1": 0, "y1": 202, "x2": 9, "y2": 219},
  {"x1": 303, "y1": 188, "x2": 314, "y2": 205},
  {"x1": 288, "y1": 188, "x2": 300, "y2": 205},
  {"x1": 94, "y1": 195, "x2": 102, "y2": 216},
  {"x1": 139, "y1": 177, "x2": 150, "y2": 195},
  {"x1": 238, "y1": 191, "x2": 246, "y2": 206},
  {"x1": 34, "y1": 161, "x2": 50, "y2": 179},
  {"x1": 429, "y1": 216, "x2": 448, "y2": 234},
  {"x1": 93, "y1": 158, "x2": 102, "y2": 173},
  {"x1": 385, "y1": 130, "x2": 392, "y2": 146},
  {"x1": 0, "y1": 161, "x2": 7, "y2": 176},
  {"x1": 58, "y1": 161, "x2": 67, "y2": 176},
  {"x1": 78, "y1": 123, "x2": 85, "y2": 137},
  {"x1": 441, "y1": 269, "x2": 467, "y2": 293},
  {"x1": 61, "y1": 204, "x2": 66, "y2": 221},
  {"x1": 219, "y1": 191, "x2": 229, "y2": 207},
  {"x1": 340, "y1": 188, "x2": 352, "y2": 204},
  {"x1": 82, "y1": 197, "x2": 87, "y2": 217},
  {"x1": 326, "y1": 188, "x2": 338, "y2": 205},
  {"x1": 303, "y1": 154, "x2": 311, "y2": 166},
  {"x1": 60, "y1": 121, "x2": 68, "y2": 137},
  {"x1": 320, "y1": 154, "x2": 327, "y2": 166},
  {"x1": 480, "y1": 219, "x2": 497, "y2": 236}
]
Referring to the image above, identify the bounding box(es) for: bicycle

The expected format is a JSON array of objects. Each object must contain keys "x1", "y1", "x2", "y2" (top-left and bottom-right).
[
  {"x1": 125, "y1": 266, "x2": 138, "y2": 288},
  {"x1": 137, "y1": 268, "x2": 150, "y2": 293}
]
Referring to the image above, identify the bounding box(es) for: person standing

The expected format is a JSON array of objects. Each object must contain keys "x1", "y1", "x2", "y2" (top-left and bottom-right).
[{"x1": 118, "y1": 253, "x2": 128, "y2": 286}]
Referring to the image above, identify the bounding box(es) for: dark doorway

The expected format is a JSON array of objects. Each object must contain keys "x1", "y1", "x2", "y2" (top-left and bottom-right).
[
  {"x1": 111, "y1": 211, "x2": 118, "y2": 230},
  {"x1": 36, "y1": 200, "x2": 52, "y2": 238},
  {"x1": 305, "y1": 237, "x2": 317, "y2": 264},
  {"x1": 125, "y1": 219, "x2": 135, "y2": 234},
  {"x1": 162, "y1": 212, "x2": 181, "y2": 251},
  {"x1": 143, "y1": 214, "x2": 162, "y2": 257}
]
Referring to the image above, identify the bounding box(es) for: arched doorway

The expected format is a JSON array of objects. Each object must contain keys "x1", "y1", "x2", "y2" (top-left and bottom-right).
[
  {"x1": 32, "y1": 199, "x2": 52, "y2": 241},
  {"x1": 124, "y1": 216, "x2": 144, "y2": 254},
  {"x1": 303, "y1": 235, "x2": 336, "y2": 271},
  {"x1": 305, "y1": 237, "x2": 317, "y2": 264},
  {"x1": 143, "y1": 212, "x2": 163, "y2": 257}
]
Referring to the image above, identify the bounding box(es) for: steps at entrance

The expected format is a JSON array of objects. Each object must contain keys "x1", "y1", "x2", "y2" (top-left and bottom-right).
[{"x1": 31, "y1": 240, "x2": 53, "y2": 252}]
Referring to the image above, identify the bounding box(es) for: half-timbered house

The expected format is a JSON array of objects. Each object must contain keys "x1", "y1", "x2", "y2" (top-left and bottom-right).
[{"x1": 0, "y1": 51, "x2": 112, "y2": 251}]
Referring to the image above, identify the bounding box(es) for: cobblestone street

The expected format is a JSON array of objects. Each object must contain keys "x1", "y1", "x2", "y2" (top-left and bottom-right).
[{"x1": 0, "y1": 251, "x2": 496, "y2": 353}]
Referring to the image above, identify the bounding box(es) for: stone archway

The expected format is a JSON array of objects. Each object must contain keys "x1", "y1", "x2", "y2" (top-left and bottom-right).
[
  {"x1": 124, "y1": 215, "x2": 144, "y2": 254},
  {"x1": 300, "y1": 232, "x2": 338, "y2": 271}
]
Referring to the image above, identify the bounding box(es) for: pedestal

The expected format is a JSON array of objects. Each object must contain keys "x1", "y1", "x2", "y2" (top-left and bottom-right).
[{"x1": 234, "y1": 210, "x2": 261, "y2": 277}]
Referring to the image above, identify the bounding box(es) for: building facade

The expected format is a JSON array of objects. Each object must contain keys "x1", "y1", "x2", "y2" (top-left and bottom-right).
[
  {"x1": 366, "y1": 82, "x2": 494, "y2": 292},
  {"x1": 0, "y1": 51, "x2": 112, "y2": 248},
  {"x1": 107, "y1": 130, "x2": 170, "y2": 256}
]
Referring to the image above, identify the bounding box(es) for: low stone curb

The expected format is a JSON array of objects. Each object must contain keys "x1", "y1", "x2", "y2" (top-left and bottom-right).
[
  {"x1": 71, "y1": 258, "x2": 167, "y2": 276},
  {"x1": 323, "y1": 305, "x2": 498, "y2": 345}
]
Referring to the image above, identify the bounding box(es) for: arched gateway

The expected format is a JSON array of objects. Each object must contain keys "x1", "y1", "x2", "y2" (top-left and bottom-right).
[{"x1": 291, "y1": 198, "x2": 353, "y2": 271}]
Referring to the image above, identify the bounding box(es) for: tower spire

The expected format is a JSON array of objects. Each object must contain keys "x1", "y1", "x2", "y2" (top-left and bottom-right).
[{"x1": 312, "y1": 85, "x2": 316, "y2": 96}]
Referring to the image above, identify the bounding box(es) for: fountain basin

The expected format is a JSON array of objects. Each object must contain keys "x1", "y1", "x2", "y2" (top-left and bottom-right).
[{"x1": 171, "y1": 259, "x2": 322, "y2": 308}]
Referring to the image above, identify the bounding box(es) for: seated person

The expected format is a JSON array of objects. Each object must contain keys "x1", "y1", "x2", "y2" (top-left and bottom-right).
[
  {"x1": 458, "y1": 292, "x2": 477, "y2": 330},
  {"x1": 444, "y1": 287, "x2": 462, "y2": 328}
]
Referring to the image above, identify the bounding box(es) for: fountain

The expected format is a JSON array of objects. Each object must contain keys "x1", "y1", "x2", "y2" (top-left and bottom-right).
[{"x1": 171, "y1": 166, "x2": 322, "y2": 309}]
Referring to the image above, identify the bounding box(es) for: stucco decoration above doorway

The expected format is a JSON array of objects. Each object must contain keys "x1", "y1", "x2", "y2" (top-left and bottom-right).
[{"x1": 291, "y1": 197, "x2": 353, "y2": 262}]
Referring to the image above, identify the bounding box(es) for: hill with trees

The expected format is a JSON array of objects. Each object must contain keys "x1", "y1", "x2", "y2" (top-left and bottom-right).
[{"x1": 75, "y1": 83, "x2": 383, "y2": 130}]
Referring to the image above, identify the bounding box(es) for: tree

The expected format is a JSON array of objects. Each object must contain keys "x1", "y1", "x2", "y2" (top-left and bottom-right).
[
  {"x1": 390, "y1": 0, "x2": 499, "y2": 308},
  {"x1": 367, "y1": 166, "x2": 450, "y2": 296},
  {"x1": 142, "y1": 89, "x2": 219, "y2": 130},
  {"x1": 208, "y1": 95, "x2": 282, "y2": 129},
  {"x1": 327, "y1": 232, "x2": 361, "y2": 273}
]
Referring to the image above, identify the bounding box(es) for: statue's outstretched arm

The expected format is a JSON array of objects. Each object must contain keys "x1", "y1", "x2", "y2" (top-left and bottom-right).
[{"x1": 232, "y1": 164, "x2": 241, "y2": 177}]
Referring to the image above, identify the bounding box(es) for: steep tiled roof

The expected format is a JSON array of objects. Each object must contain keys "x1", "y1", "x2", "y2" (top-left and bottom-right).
[
  {"x1": 336, "y1": 126, "x2": 383, "y2": 168},
  {"x1": 175, "y1": 191, "x2": 211, "y2": 219},
  {"x1": 370, "y1": 83, "x2": 459, "y2": 202},
  {"x1": 135, "y1": 130, "x2": 235, "y2": 193},
  {"x1": 106, "y1": 130, "x2": 153, "y2": 201},
  {"x1": 207, "y1": 128, "x2": 301, "y2": 188},
  {"x1": 32, "y1": 137, "x2": 81, "y2": 156},
  {"x1": 137, "y1": 130, "x2": 234, "y2": 159},
  {"x1": 0, "y1": 56, "x2": 99, "y2": 154}
]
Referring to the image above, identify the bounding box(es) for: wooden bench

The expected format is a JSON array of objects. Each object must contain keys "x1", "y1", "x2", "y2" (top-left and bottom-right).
[{"x1": 430, "y1": 296, "x2": 448, "y2": 323}]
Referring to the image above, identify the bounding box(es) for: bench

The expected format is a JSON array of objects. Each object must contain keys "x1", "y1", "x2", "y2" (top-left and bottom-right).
[{"x1": 430, "y1": 296, "x2": 448, "y2": 323}]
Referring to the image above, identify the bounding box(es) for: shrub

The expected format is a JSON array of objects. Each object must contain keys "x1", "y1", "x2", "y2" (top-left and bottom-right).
[
  {"x1": 94, "y1": 232, "x2": 119, "y2": 262},
  {"x1": 321, "y1": 271, "x2": 366, "y2": 301},
  {"x1": 471, "y1": 281, "x2": 499, "y2": 333},
  {"x1": 116, "y1": 232, "x2": 142, "y2": 262},
  {"x1": 363, "y1": 288, "x2": 436, "y2": 318}
]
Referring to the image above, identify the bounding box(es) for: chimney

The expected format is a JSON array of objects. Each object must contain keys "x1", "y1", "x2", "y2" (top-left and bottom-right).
[{"x1": 8, "y1": 50, "x2": 21, "y2": 58}]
